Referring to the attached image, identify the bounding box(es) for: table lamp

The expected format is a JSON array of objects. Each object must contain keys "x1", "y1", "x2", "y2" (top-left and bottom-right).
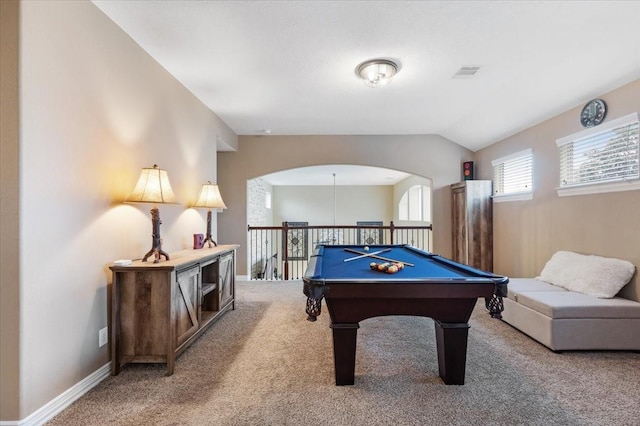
[
  {"x1": 193, "y1": 181, "x2": 227, "y2": 247},
  {"x1": 126, "y1": 164, "x2": 177, "y2": 263}
]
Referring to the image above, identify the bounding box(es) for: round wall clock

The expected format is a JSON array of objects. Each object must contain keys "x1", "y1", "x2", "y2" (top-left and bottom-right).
[{"x1": 580, "y1": 99, "x2": 607, "y2": 128}]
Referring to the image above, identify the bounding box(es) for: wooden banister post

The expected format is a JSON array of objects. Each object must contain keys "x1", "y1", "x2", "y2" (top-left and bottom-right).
[{"x1": 390, "y1": 221, "x2": 395, "y2": 244}]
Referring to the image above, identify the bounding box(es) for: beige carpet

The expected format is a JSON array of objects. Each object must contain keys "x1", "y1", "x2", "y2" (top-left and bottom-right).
[{"x1": 48, "y1": 280, "x2": 640, "y2": 425}]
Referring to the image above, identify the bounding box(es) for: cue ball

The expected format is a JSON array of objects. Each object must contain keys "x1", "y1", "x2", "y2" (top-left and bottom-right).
[{"x1": 364, "y1": 246, "x2": 369, "y2": 251}]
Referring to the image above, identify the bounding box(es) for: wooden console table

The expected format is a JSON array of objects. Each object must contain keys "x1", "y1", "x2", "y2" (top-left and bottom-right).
[{"x1": 109, "y1": 245, "x2": 238, "y2": 375}]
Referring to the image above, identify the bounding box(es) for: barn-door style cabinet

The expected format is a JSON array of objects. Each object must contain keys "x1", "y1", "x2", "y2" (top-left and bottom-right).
[
  {"x1": 451, "y1": 181, "x2": 493, "y2": 272},
  {"x1": 109, "y1": 245, "x2": 238, "y2": 376}
]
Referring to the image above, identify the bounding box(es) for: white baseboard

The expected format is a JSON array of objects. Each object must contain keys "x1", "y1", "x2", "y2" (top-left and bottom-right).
[
  {"x1": 0, "y1": 363, "x2": 110, "y2": 426},
  {"x1": 236, "y1": 274, "x2": 249, "y2": 281}
]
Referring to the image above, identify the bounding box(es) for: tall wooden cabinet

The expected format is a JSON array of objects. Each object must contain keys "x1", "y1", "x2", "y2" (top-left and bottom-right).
[
  {"x1": 451, "y1": 181, "x2": 493, "y2": 272},
  {"x1": 109, "y1": 245, "x2": 238, "y2": 376}
]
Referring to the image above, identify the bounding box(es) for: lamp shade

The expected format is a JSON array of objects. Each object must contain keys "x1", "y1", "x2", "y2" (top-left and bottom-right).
[
  {"x1": 125, "y1": 164, "x2": 177, "y2": 204},
  {"x1": 356, "y1": 59, "x2": 399, "y2": 88},
  {"x1": 193, "y1": 182, "x2": 227, "y2": 210}
]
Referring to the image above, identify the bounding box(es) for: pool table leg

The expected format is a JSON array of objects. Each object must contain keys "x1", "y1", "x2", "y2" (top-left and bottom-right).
[
  {"x1": 330, "y1": 323, "x2": 360, "y2": 385},
  {"x1": 434, "y1": 321, "x2": 470, "y2": 385}
]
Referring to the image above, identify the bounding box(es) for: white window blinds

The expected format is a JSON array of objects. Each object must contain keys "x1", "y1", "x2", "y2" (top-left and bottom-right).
[
  {"x1": 556, "y1": 113, "x2": 639, "y2": 189},
  {"x1": 492, "y1": 149, "x2": 533, "y2": 199}
]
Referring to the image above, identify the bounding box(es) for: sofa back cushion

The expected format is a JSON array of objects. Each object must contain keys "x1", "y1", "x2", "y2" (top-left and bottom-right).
[{"x1": 536, "y1": 251, "x2": 636, "y2": 298}]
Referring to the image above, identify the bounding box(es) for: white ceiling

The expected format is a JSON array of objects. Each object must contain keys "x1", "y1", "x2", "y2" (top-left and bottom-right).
[
  {"x1": 93, "y1": 0, "x2": 640, "y2": 153},
  {"x1": 260, "y1": 164, "x2": 411, "y2": 186}
]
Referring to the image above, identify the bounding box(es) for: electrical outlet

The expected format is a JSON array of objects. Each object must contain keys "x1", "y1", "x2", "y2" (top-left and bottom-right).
[{"x1": 99, "y1": 327, "x2": 108, "y2": 347}]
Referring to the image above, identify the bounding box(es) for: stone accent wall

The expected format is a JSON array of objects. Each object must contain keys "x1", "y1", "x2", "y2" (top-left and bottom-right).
[
  {"x1": 247, "y1": 178, "x2": 274, "y2": 278},
  {"x1": 247, "y1": 177, "x2": 270, "y2": 226}
]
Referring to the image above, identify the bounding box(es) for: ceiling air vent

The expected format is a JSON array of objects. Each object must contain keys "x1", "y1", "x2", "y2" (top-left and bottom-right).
[{"x1": 453, "y1": 66, "x2": 481, "y2": 79}]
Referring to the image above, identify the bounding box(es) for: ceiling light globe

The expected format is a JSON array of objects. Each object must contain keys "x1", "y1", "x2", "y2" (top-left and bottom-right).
[{"x1": 356, "y1": 59, "x2": 399, "y2": 88}]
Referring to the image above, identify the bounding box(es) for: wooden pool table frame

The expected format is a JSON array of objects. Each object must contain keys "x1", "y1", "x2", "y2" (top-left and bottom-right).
[{"x1": 303, "y1": 244, "x2": 508, "y2": 386}]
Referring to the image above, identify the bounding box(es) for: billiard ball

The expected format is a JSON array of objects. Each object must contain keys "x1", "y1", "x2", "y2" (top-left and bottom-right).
[
  {"x1": 364, "y1": 246, "x2": 369, "y2": 251},
  {"x1": 387, "y1": 265, "x2": 398, "y2": 274}
]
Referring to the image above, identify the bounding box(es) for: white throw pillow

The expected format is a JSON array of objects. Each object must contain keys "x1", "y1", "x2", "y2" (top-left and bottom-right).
[{"x1": 536, "y1": 251, "x2": 636, "y2": 298}]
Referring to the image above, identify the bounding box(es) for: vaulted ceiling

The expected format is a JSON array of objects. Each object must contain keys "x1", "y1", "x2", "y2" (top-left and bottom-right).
[{"x1": 93, "y1": 1, "x2": 640, "y2": 152}]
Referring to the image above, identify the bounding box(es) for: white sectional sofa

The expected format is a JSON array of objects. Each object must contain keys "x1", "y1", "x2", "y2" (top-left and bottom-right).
[{"x1": 501, "y1": 251, "x2": 640, "y2": 351}]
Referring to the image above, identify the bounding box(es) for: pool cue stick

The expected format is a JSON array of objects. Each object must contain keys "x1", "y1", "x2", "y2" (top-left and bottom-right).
[
  {"x1": 342, "y1": 248, "x2": 391, "y2": 263},
  {"x1": 343, "y1": 248, "x2": 415, "y2": 267}
]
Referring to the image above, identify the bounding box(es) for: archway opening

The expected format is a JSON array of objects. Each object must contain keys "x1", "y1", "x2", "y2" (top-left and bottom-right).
[{"x1": 246, "y1": 164, "x2": 433, "y2": 279}]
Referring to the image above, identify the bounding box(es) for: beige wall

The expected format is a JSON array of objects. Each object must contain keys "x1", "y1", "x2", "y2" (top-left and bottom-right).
[
  {"x1": 218, "y1": 135, "x2": 473, "y2": 273},
  {"x1": 272, "y1": 185, "x2": 393, "y2": 227},
  {"x1": 1, "y1": 0, "x2": 21, "y2": 420},
  {"x1": 474, "y1": 79, "x2": 640, "y2": 302},
  {"x1": 2, "y1": 1, "x2": 237, "y2": 421}
]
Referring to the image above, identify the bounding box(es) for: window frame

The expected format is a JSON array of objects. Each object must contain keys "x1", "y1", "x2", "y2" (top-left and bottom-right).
[
  {"x1": 265, "y1": 191, "x2": 272, "y2": 209},
  {"x1": 491, "y1": 148, "x2": 534, "y2": 203},
  {"x1": 555, "y1": 112, "x2": 640, "y2": 197},
  {"x1": 398, "y1": 184, "x2": 431, "y2": 223}
]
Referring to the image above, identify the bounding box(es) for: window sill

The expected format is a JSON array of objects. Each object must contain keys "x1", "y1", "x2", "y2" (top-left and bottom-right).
[
  {"x1": 492, "y1": 192, "x2": 534, "y2": 203},
  {"x1": 556, "y1": 179, "x2": 640, "y2": 197}
]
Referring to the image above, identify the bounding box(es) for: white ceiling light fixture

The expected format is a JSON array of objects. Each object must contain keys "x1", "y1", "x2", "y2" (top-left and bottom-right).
[{"x1": 356, "y1": 59, "x2": 400, "y2": 88}]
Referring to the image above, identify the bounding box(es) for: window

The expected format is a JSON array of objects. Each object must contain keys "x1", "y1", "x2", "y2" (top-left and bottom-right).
[
  {"x1": 492, "y1": 149, "x2": 533, "y2": 201},
  {"x1": 398, "y1": 185, "x2": 431, "y2": 222},
  {"x1": 265, "y1": 191, "x2": 272, "y2": 209},
  {"x1": 556, "y1": 112, "x2": 639, "y2": 196}
]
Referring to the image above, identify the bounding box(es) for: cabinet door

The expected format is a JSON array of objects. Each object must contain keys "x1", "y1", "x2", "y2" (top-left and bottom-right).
[
  {"x1": 117, "y1": 270, "x2": 171, "y2": 361},
  {"x1": 218, "y1": 252, "x2": 234, "y2": 308},
  {"x1": 175, "y1": 266, "x2": 200, "y2": 346},
  {"x1": 451, "y1": 184, "x2": 467, "y2": 265},
  {"x1": 466, "y1": 182, "x2": 493, "y2": 271}
]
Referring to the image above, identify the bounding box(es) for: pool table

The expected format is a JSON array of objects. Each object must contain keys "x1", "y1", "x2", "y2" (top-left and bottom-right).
[{"x1": 303, "y1": 244, "x2": 508, "y2": 386}]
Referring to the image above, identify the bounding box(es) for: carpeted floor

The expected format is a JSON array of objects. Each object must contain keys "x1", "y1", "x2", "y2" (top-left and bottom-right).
[{"x1": 48, "y1": 280, "x2": 640, "y2": 425}]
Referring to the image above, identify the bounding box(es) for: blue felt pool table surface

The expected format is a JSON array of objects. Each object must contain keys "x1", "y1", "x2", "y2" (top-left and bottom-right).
[{"x1": 304, "y1": 244, "x2": 507, "y2": 284}]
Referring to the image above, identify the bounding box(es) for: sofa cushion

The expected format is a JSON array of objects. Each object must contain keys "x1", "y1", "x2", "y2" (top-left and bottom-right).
[
  {"x1": 507, "y1": 278, "x2": 566, "y2": 301},
  {"x1": 536, "y1": 251, "x2": 636, "y2": 298},
  {"x1": 515, "y1": 291, "x2": 640, "y2": 319}
]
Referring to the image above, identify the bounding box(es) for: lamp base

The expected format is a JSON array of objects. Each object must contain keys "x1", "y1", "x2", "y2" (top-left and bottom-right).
[
  {"x1": 203, "y1": 236, "x2": 218, "y2": 248},
  {"x1": 203, "y1": 209, "x2": 218, "y2": 248},
  {"x1": 142, "y1": 246, "x2": 170, "y2": 263},
  {"x1": 142, "y1": 206, "x2": 170, "y2": 263}
]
